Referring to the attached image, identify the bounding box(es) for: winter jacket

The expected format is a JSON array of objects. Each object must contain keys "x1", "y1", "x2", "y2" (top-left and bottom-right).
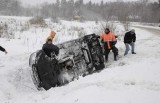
[
  {"x1": 0, "y1": 46, "x2": 6, "y2": 52},
  {"x1": 46, "y1": 31, "x2": 56, "y2": 43},
  {"x1": 124, "y1": 31, "x2": 136, "y2": 44},
  {"x1": 101, "y1": 32, "x2": 117, "y2": 49},
  {"x1": 42, "y1": 43, "x2": 59, "y2": 57}
]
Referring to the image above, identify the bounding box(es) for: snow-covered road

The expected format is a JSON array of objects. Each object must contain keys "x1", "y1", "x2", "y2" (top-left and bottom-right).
[{"x1": 0, "y1": 26, "x2": 160, "y2": 103}]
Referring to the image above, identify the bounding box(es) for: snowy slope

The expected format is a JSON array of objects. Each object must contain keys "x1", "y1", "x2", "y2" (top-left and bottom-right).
[{"x1": 0, "y1": 17, "x2": 160, "y2": 103}]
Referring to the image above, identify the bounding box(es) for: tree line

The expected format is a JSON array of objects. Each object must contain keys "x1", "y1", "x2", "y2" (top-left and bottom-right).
[{"x1": 0, "y1": 0, "x2": 160, "y2": 23}]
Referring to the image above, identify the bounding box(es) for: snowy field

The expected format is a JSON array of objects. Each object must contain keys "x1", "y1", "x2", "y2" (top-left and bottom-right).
[{"x1": 0, "y1": 16, "x2": 160, "y2": 103}]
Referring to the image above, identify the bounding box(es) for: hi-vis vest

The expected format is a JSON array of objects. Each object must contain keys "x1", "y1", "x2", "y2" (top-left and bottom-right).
[{"x1": 101, "y1": 32, "x2": 116, "y2": 49}]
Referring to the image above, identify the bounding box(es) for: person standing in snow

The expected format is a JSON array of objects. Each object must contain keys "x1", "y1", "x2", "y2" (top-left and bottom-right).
[
  {"x1": 0, "y1": 46, "x2": 7, "y2": 54},
  {"x1": 101, "y1": 28, "x2": 118, "y2": 61},
  {"x1": 124, "y1": 29, "x2": 136, "y2": 56}
]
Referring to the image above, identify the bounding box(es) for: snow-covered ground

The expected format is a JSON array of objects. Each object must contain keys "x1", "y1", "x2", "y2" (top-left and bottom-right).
[{"x1": 0, "y1": 16, "x2": 160, "y2": 103}]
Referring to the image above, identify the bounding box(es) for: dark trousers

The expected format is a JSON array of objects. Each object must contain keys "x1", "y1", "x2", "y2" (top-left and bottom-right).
[{"x1": 104, "y1": 46, "x2": 118, "y2": 61}]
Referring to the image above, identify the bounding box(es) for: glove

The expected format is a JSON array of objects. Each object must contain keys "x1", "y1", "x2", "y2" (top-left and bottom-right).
[
  {"x1": 101, "y1": 39, "x2": 104, "y2": 43},
  {"x1": 97, "y1": 35, "x2": 100, "y2": 39},
  {"x1": 110, "y1": 41, "x2": 117, "y2": 46},
  {"x1": 4, "y1": 51, "x2": 7, "y2": 54},
  {"x1": 132, "y1": 41, "x2": 135, "y2": 44}
]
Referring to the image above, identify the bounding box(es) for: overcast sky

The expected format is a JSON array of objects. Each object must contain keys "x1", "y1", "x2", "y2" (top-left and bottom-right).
[{"x1": 20, "y1": 0, "x2": 140, "y2": 6}]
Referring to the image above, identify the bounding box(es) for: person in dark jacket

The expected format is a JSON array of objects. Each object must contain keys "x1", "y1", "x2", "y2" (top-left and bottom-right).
[
  {"x1": 0, "y1": 46, "x2": 7, "y2": 54},
  {"x1": 124, "y1": 29, "x2": 136, "y2": 56},
  {"x1": 40, "y1": 39, "x2": 60, "y2": 89},
  {"x1": 42, "y1": 39, "x2": 59, "y2": 57},
  {"x1": 101, "y1": 28, "x2": 118, "y2": 61}
]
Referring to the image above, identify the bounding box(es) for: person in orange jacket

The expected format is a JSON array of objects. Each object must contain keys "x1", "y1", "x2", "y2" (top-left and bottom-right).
[
  {"x1": 101, "y1": 28, "x2": 118, "y2": 61},
  {"x1": 46, "y1": 31, "x2": 56, "y2": 43}
]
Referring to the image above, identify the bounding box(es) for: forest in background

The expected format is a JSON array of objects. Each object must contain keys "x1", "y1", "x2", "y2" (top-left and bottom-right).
[{"x1": 0, "y1": 0, "x2": 160, "y2": 23}]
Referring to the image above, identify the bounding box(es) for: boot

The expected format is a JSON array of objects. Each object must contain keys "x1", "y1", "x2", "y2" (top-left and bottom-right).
[
  {"x1": 105, "y1": 58, "x2": 108, "y2": 62},
  {"x1": 132, "y1": 52, "x2": 136, "y2": 54},
  {"x1": 114, "y1": 55, "x2": 117, "y2": 61},
  {"x1": 124, "y1": 53, "x2": 127, "y2": 56},
  {"x1": 105, "y1": 55, "x2": 108, "y2": 62}
]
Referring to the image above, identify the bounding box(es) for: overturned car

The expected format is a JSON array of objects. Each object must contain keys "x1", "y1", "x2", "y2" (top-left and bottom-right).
[{"x1": 29, "y1": 34, "x2": 105, "y2": 90}]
